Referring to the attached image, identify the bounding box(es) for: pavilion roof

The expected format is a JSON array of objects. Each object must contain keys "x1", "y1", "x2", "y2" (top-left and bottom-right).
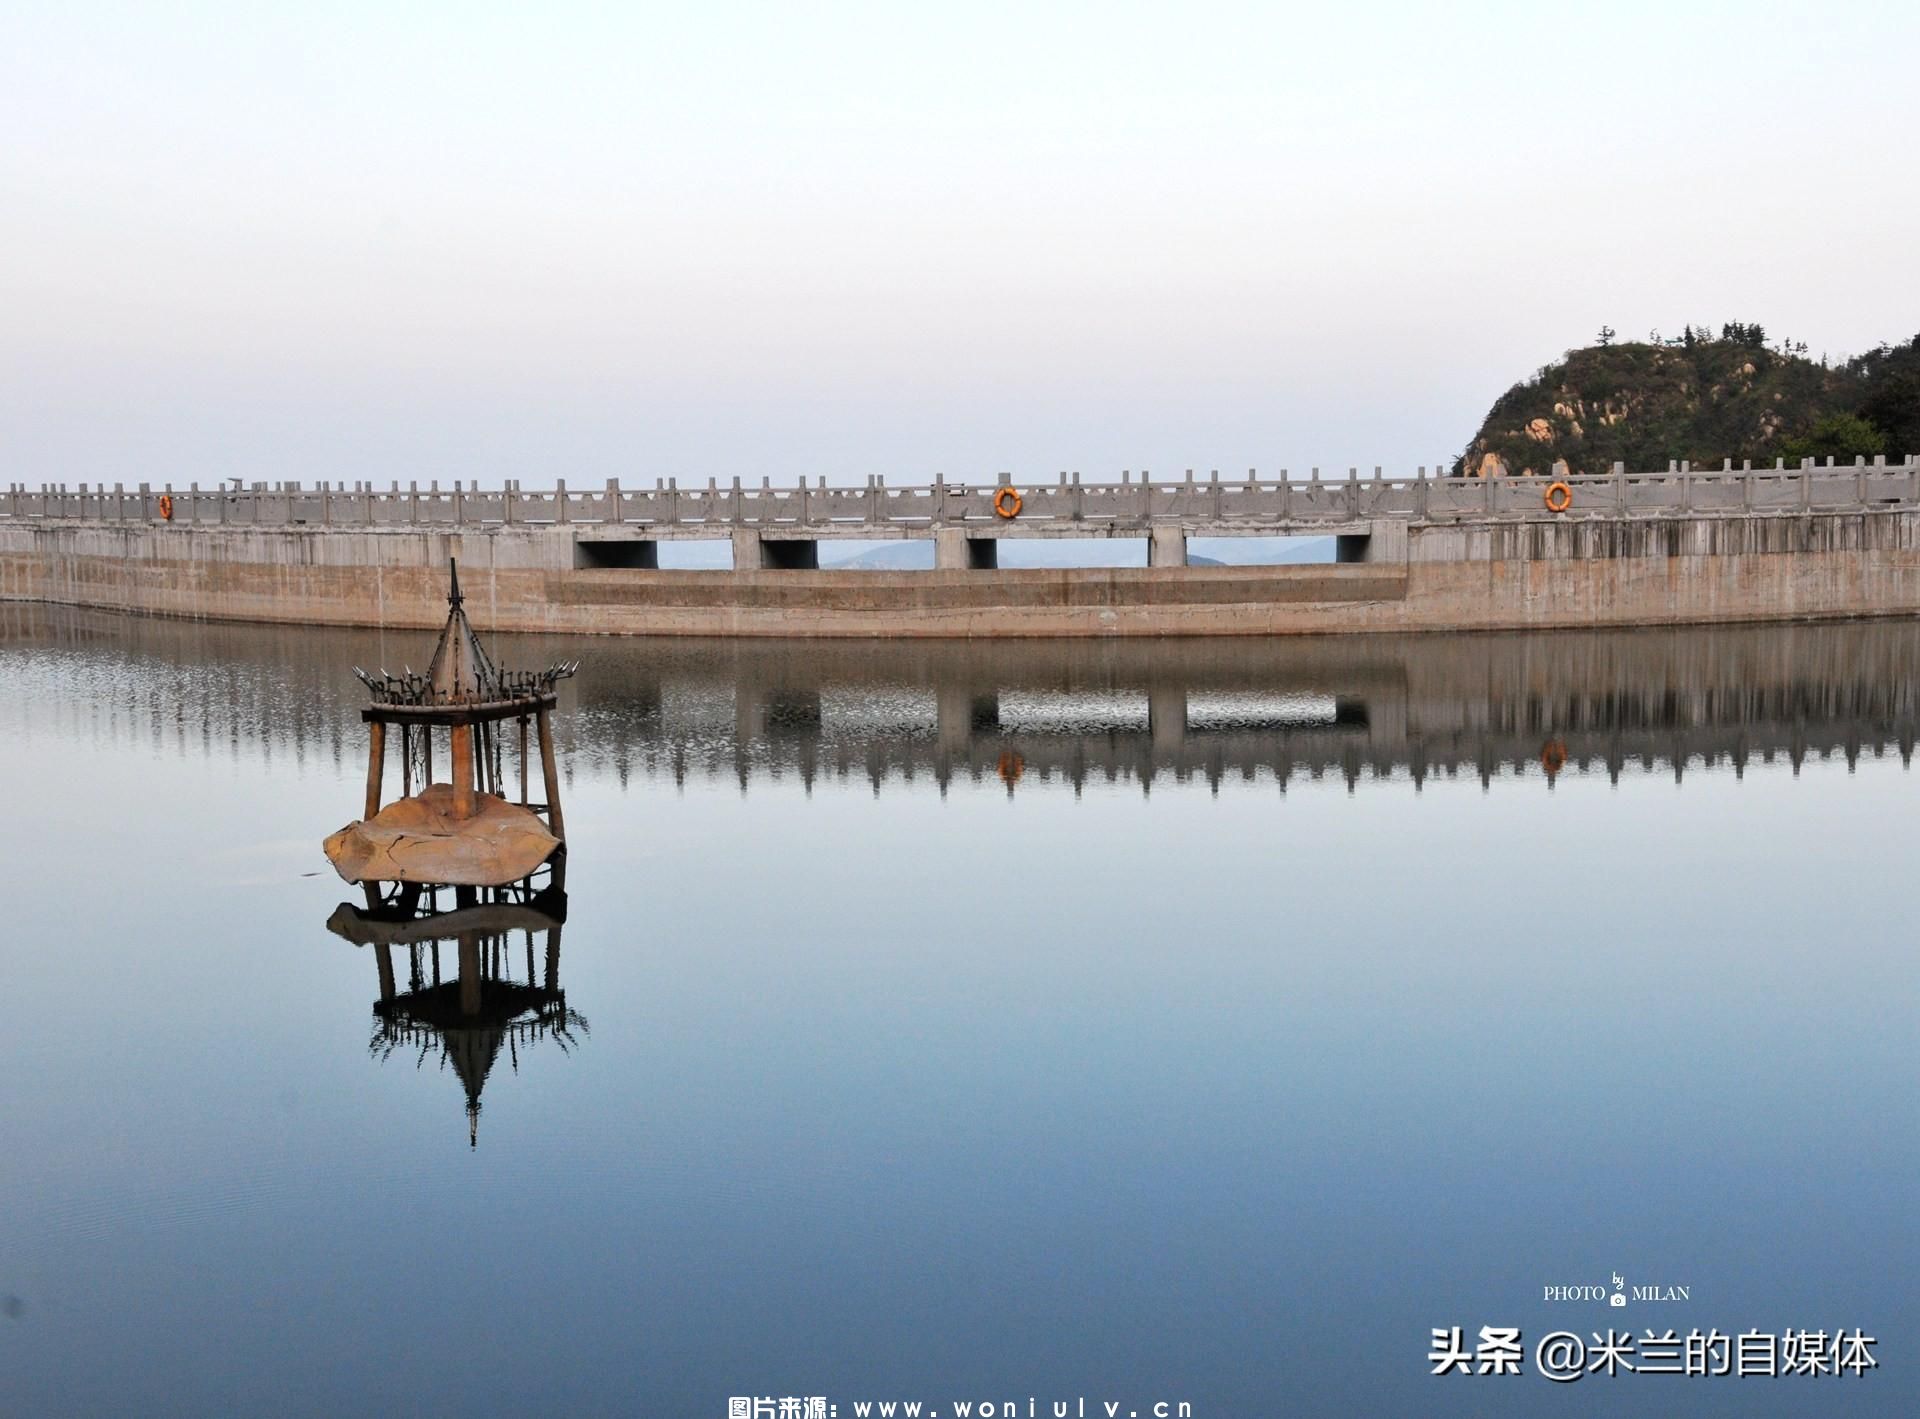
[
  {"x1": 371, "y1": 981, "x2": 588, "y2": 1148},
  {"x1": 351, "y1": 561, "x2": 576, "y2": 712},
  {"x1": 426, "y1": 561, "x2": 502, "y2": 702}
]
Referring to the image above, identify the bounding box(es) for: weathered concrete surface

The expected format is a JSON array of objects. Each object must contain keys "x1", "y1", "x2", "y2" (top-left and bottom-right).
[
  {"x1": 6, "y1": 510, "x2": 1920, "y2": 636},
  {"x1": 934, "y1": 527, "x2": 999, "y2": 569},
  {"x1": 1148, "y1": 525, "x2": 1188, "y2": 567}
]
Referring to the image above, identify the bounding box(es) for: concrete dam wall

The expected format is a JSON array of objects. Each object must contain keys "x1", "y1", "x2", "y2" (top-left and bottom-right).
[{"x1": 6, "y1": 461, "x2": 1920, "y2": 637}]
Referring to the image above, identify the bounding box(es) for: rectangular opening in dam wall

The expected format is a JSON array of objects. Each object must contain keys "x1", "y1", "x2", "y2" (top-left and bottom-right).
[
  {"x1": 1188, "y1": 535, "x2": 1338, "y2": 567},
  {"x1": 658, "y1": 541, "x2": 735, "y2": 569},
  {"x1": 574, "y1": 537, "x2": 747, "y2": 569},
  {"x1": 996, "y1": 539, "x2": 1148, "y2": 569},
  {"x1": 574, "y1": 540, "x2": 660, "y2": 570},
  {"x1": 758, "y1": 539, "x2": 819, "y2": 570},
  {"x1": 818, "y1": 538, "x2": 1000, "y2": 570},
  {"x1": 819, "y1": 542, "x2": 938, "y2": 571}
]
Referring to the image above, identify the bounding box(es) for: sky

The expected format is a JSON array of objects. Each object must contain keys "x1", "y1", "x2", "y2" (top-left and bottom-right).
[{"x1": 3, "y1": 1, "x2": 1917, "y2": 488}]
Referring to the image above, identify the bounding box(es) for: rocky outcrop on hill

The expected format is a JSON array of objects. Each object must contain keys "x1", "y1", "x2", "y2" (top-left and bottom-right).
[{"x1": 1458, "y1": 329, "x2": 1920, "y2": 477}]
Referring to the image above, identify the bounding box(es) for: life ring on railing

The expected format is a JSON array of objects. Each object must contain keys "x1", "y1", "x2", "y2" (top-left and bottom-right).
[
  {"x1": 993, "y1": 487, "x2": 1024, "y2": 519},
  {"x1": 1540, "y1": 739, "x2": 1567, "y2": 777},
  {"x1": 157, "y1": 493, "x2": 174, "y2": 522},
  {"x1": 997, "y1": 750, "x2": 1025, "y2": 785},
  {"x1": 1543, "y1": 481, "x2": 1573, "y2": 514}
]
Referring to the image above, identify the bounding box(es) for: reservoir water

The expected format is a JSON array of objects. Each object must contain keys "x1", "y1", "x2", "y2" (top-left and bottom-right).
[{"x1": 0, "y1": 605, "x2": 1913, "y2": 1416}]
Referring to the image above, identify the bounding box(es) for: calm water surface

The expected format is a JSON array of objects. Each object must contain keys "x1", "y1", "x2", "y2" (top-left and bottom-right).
[{"x1": 0, "y1": 607, "x2": 1913, "y2": 1416}]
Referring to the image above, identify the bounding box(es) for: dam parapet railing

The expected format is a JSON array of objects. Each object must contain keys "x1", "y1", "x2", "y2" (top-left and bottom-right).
[{"x1": 8, "y1": 456, "x2": 1920, "y2": 538}]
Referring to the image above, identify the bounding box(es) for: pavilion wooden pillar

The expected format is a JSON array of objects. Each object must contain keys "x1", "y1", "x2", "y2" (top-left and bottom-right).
[
  {"x1": 518, "y1": 715, "x2": 530, "y2": 805},
  {"x1": 457, "y1": 931, "x2": 481, "y2": 1017},
  {"x1": 536, "y1": 706, "x2": 565, "y2": 842},
  {"x1": 364, "y1": 720, "x2": 386, "y2": 820},
  {"x1": 450, "y1": 724, "x2": 477, "y2": 819},
  {"x1": 375, "y1": 943, "x2": 397, "y2": 1003}
]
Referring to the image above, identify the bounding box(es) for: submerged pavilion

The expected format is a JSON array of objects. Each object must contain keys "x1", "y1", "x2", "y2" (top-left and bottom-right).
[{"x1": 324, "y1": 562, "x2": 577, "y2": 887}]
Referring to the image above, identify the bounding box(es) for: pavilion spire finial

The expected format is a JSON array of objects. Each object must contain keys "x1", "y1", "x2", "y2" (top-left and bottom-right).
[{"x1": 448, "y1": 558, "x2": 463, "y2": 608}]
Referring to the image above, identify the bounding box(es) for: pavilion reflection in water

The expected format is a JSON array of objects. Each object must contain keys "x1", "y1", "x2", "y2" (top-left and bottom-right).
[{"x1": 326, "y1": 865, "x2": 585, "y2": 1146}]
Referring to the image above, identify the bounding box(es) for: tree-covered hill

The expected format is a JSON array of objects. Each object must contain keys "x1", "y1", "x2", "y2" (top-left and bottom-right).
[{"x1": 1457, "y1": 326, "x2": 1920, "y2": 477}]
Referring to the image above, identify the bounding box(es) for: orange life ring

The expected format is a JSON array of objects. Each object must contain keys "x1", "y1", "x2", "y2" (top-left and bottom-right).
[
  {"x1": 993, "y1": 487, "x2": 1023, "y2": 519},
  {"x1": 997, "y1": 750, "x2": 1024, "y2": 785},
  {"x1": 157, "y1": 493, "x2": 174, "y2": 521},
  {"x1": 1543, "y1": 481, "x2": 1572, "y2": 514},
  {"x1": 1540, "y1": 739, "x2": 1567, "y2": 775}
]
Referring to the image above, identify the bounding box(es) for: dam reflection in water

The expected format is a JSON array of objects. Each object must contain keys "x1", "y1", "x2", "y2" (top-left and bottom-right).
[
  {"x1": 4, "y1": 605, "x2": 1917, "y2": 793},
  {"x1": 568, "y1": 627, "x2": 1920, "y2": 794}
]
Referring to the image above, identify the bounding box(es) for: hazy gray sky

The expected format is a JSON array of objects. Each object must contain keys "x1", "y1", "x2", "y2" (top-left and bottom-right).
[{"x1": 5, "y1": 2, "x2": 1916, "y2": 486}]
